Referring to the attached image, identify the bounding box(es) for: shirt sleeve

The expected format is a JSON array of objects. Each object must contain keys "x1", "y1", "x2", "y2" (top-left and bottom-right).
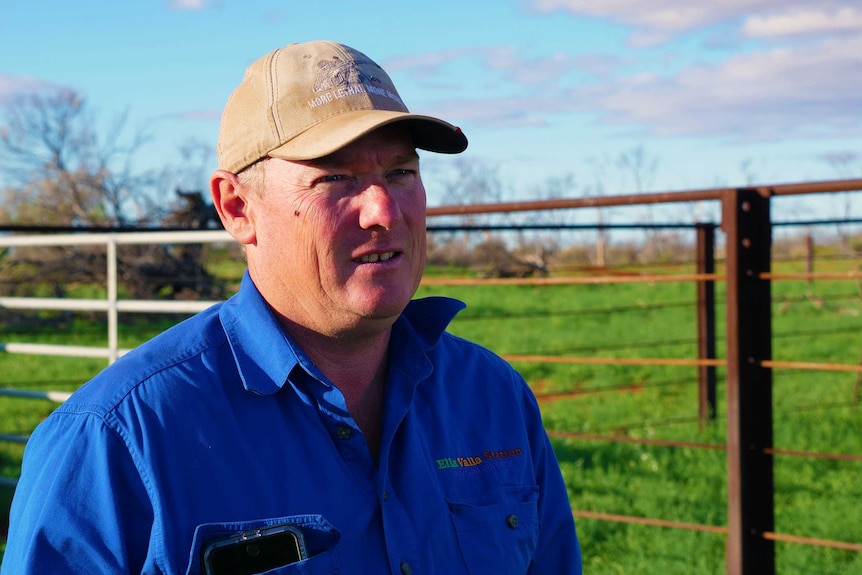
[{"x1": 2, "y1": 411, "x2": 154, "y2": 574}]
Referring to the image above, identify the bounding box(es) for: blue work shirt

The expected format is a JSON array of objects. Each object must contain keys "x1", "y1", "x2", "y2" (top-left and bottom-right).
[{"x1": 3, "y1": 272, "x2": 581, "y2": 574}]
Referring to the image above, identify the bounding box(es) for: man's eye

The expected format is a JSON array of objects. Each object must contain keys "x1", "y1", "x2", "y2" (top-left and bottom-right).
[
  {"x1": 389, "y1": 169, "x2": 416, "y2": 180},
  {"x1": 314, "y1": 174, "x2": 355, "y2": 191}
]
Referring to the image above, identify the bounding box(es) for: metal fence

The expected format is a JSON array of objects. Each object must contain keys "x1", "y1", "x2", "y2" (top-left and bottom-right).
[
  {"x1": 2, "y1": 178, "x2": 862, "y2": 574},
  {"x1": 0, "y1": 229, "x2": 230, "y2": 365}
]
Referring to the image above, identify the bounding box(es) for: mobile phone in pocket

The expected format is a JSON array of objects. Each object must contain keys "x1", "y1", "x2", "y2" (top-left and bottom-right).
[{"x1": 201, "y1": 522, "x2": 307, "y2": 575}]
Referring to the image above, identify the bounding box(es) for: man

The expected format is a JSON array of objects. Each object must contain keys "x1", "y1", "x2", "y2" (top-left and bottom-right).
[{"x1": 3, "y1": 41, "x2": 581, "y2": 574}]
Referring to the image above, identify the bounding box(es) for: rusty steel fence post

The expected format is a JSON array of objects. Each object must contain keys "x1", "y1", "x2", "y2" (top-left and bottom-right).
[
  {"x1": 696, "y1": 223, "x2": 717, "y2": 426},
  {"x1": 722, "y1": 189, "x2": 775, "y2": 575}
]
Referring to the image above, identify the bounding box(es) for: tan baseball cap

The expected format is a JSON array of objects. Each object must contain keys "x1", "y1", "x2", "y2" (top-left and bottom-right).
[{"x1": 217, "y1": 40, "x2": 468, "y2": 173}]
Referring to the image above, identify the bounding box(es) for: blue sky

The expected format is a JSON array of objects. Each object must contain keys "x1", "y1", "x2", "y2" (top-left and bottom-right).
[{"x1": 2, "y1": 0, "x2": 861, "y2": 217}]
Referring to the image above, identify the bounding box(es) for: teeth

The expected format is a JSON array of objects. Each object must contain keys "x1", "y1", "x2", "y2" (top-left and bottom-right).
[{"x1": 357, "y1": 251, "x2": 395, "y2": 263}]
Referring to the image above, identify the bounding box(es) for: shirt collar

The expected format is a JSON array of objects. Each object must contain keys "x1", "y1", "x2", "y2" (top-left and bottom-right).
[
  {"x1": 398, "y1": 296, "x2": 466, "y2": 350},
  {"x1": 219, "y1": 271, "x2": 303, "y2": 395},
  {"x1": 220, "y1": 271, "x2": 465, "y2": 396}
]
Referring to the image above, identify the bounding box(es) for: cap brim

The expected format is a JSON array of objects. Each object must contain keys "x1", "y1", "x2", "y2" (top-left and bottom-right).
[{"x1": 267, "y1": 110, "x2": 468, "y2": 161}]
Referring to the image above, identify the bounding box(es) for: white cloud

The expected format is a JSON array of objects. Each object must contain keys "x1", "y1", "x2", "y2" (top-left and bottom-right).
[
  {"x1": 420, "y1": 32, "x2": 862, "y2": 141},
  {"x1": 574, "y1": 54, "x2": 624, "y2": 78},
  {"x1": 384, "y1": 49, "x2": 470, "y2": 76},
  {"x1": 575, "y1": 34, "x2": 862, "y2": 140},
  {"x1": 387, "y1": 46, "x2": 580, "y2": 86},
  {"x1": 744, "y1": 7, "x2": 862, "y2": 37},
  {"x1": 166, "y1": 0, "x2": 212, "y2": 12},
  {"x1": 0, "y1": 74, "x2": 55, "y2": 101},
  {"x1": 397, "y1": 2, "x2": 862, "y2": 142},
  {"x1": 526, "y1": 0, "x2": 859, "y2": 44},
  {"x1": 429, "y1": 96, "x2": 549, "y2": 128}
]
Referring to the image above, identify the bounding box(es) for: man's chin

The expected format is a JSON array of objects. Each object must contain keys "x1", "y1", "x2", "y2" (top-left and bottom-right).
[
  {"x1": 351, "y1": 292, "x2": 412, "y2": 319},
  {"x1": 363, "y1": 299, "x2": 410, "y2": 320}
]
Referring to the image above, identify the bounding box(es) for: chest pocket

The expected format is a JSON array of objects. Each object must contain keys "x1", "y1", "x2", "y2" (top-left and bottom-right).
[
  {"x1": 447, "y1": 485, "x2": 539, "y2": 575},
  {"x1": 184, "y1": 515, "x2": 340, "y2": 575}
]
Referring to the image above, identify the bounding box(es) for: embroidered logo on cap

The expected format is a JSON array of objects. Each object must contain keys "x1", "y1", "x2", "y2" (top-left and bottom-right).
[
  {"x1": 307, "y1": 56, "x2": 405, "y2": 110},
  {"x1": 313, "y1": 56, "x2": 375, "y2": 92}
]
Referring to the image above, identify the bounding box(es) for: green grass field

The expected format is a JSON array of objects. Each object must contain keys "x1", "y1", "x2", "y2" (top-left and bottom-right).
[{"x1": 2, "y1": 260, "x2": 861, "y2": 573}]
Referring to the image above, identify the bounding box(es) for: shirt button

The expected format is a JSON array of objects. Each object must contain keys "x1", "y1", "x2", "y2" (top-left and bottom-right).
[
  {"x1": 506, "y1": 514, "x2": 519, "y2": 529},
  {"x1": 400, "y1": 561, "x2": 413, "y2": 575},
  {"x1": 336, "y1": 426, "x2": 352, "y2": 440},
  {"x1": 382, "y1": 490, "x2": 389, "y2": 501}
]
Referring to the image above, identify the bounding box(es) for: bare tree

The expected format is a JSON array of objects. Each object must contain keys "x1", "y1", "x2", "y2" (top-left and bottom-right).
[
  {"x1": 585, "y1": 157, "x2": 612, "y2": 267},
  {"x1": 438, "y1": 157, "x2": 507, "y2": 227},
  {"x1": 823, "y1": 151, "x2": 862, "y2": 255},
  {"x1": 0, "y1": 89, "x2": 224, "y2": 300},
  {"x1": 513, "y1": 173, "x2": 578, "y2": 274},
  {"x1": 616, "y1": 145, "x2": 658, "y2": 195},
  {"x1": 616, "y1": 145, "x2": 663, "y2": 261},
  {"x1": 0, "y1": 89, "x2": 158, "y2": 226},
  {"x1": 430, "y1": 158, "x2": 506, "y2": 270},
  {"x1": 523, "y1": 173, "x2": 577, "y2": 227}
]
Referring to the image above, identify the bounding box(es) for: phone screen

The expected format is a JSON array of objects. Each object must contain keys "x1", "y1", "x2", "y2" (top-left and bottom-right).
[{"x1": 202, "y1": 523, "x2": 306, "y2": 575}]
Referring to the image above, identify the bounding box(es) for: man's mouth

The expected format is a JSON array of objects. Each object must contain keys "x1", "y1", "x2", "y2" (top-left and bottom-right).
[{"x1": 354, "y1": 251, "x2": 397, "y2": 263}]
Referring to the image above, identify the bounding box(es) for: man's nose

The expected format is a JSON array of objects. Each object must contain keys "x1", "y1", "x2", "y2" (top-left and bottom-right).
[{"x1": 358, "y1": 181, "x2": 403, "y2": 231}]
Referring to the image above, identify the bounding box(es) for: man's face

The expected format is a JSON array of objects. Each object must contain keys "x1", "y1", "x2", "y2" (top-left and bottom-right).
[{"x1": 244, "y1": 125, "x2": 427, "y2": 337}]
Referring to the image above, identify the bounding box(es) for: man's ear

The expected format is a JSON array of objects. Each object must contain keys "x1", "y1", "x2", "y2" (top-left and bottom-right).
[{"x1": 210, "y1": 170, "x2": 256, "y2": 245}]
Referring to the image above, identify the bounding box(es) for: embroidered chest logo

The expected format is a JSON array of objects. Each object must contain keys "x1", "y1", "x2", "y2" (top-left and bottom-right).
[{"x1": 436, "y1": 448, "x2": 524, "y2": 475}]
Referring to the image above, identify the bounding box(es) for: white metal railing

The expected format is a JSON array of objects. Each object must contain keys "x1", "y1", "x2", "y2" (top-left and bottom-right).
[
  {"x1": 0, "y1": 230, "x2": 231, "y2": 363},
  {"x1": 1, "y1": 230, "x2": 234, "y2": 486}
]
